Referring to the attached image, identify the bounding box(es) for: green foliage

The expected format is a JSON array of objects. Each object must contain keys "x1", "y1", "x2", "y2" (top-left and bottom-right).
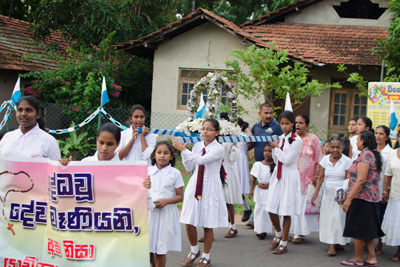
[
  {"x1": 57, "y1": 122, "x2": 97, "y2": 158},
  {"x1": 373, "y1": 0, "x2": 400, "y2": 75},
  {"x1": 21, "y1": 32, "x2": 126, "y2": 115},
  {"x1": 0, "y1": 0, "x2": 40, "y2": 22},
  {"x1": 225, "y1": 43, "x2": 340, "y2": 110}
]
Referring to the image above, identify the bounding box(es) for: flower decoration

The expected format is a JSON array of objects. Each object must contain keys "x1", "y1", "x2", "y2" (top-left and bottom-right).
[{"x1": 186, "y1": 72, "x2": 241, "y2": 122}]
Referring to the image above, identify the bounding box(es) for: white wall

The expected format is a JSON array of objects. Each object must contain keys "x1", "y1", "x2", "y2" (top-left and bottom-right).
[
  {"x1": 285, "y1": 0, "x2": 390, "y2": 27},
  {"x1": 151, "y1": 22, "x2": 263, "y2": 129}
]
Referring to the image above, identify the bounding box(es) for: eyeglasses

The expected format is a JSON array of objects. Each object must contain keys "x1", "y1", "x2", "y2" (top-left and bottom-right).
[{"x1": 201, "y1": 128, "x2": 216, "y2": 132}]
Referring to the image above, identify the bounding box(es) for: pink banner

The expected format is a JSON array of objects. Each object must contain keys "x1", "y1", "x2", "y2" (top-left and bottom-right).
[{"x1": 0, "y1": 156, "x2": 149, "y2": 267}]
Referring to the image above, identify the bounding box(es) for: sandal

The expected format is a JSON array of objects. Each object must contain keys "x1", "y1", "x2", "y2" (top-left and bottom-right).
[
  {"x1": 339, "y1": 260, "x2": 363, "y2": 266},
  {"x1": 328, "y1": 248, "x2": 336, "y2": 256},
  {"x1": 391, "y1": 254, "x2": 400, "y2": 261},
  {"x1": 363, "y1": 261, "x2": 378, "y2": 267},
  {"x1": 375, "y1": 247, "x2": 383, "y2": 255}
]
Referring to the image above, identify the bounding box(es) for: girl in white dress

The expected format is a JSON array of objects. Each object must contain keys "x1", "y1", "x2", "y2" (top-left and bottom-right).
[
  {"x1": 382, "y1": 149, "x2": 400, "y2": 261},
  {"x1": 374, "y1": 125, "x2": 393, "y2": 254},
  {"x1": 349, "y1": 117, "x2": 373, "y2": 161},
  {"x1": 249, "y1": 143, "x2": 274, "y2": 239},
  {"x1": 222, "y1": 142, "x2": 242, "y2": 238},
  {"x1": 312, "y1": 137, "x2": 352, "y2": 256},
  {"x1": 173, "y1": 119, "x2": 228, "y2": 267},
  {"x1": 59, "y1": 123, "x2": 121, "y2": 164},
  {"x1": 265, "y1": 111, "x2": 303, "y2": 254},
  {"x1": 236, "y1": 118, "x2": 252, "y2": 221},
  {"x1": 117, "y1": 104, "x2": 157, "y2": 166},
  {"x1": 146, "y1": 141, "x2": 184, "y2": 267},
  {"x1": 0, "y1": 96, "x2": 60, "y2": 160}
]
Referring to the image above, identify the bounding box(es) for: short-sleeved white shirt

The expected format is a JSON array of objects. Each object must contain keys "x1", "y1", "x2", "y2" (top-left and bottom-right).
[
  {"x1": 250, "y1": 162, "x2": 272, "y2": 184},
  {"x1": 81, "y1": 151, "x2": 121, "y2": 162},
  {"x1": 379, "y1": 144, "x2": 393, "y2": 200},
  {"x1": 319, "y1": 154, "x2": 352, "y2": 196},
  {"x1": 117, "y1": 125, "x2": 157, "y2": 166},
  {"x1": 147, "y1": 164, "x2": 184, "y2": 202},
  {"x1": 0, "y1": 124, "x2": 60, "y2": 160},
  {"x1": 350, "y1": 135, "x2": 360, "y2": 161}
]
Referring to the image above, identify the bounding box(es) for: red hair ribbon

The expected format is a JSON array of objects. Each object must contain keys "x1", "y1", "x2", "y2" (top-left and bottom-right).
[{"x1": 292, "y1": 132, "x2": 296, "y2": 141}]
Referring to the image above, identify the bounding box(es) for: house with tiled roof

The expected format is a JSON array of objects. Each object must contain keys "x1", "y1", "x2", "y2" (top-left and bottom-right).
[
  {"x1": 0, "y1": 15, "x2": 68, "y2": 104},
  {"x1": 115, "y1": 0, "x2": 390, "y2": 138}
]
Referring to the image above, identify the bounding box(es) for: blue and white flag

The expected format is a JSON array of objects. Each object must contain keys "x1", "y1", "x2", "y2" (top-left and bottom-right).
[
  {"x1": 194, "y1": 93, "x2": 206, "y2": 119},
  {"x1": 390, "y1": 99, "x2": 398, "y2": 131},
  {"x1": 285, "y1": 92, "x2": 293, "y2": 112},
  {"x1": 101, "y1": 76, "x2": 110, "y2": 107},
  {"x1": 11, "y1": 77, "x2": 21, "y2": 105}
]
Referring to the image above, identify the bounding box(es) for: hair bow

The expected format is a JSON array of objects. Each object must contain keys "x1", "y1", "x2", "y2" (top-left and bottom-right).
[{"x1": 292, "y1": 132, "x2": 296, "y2": 141}]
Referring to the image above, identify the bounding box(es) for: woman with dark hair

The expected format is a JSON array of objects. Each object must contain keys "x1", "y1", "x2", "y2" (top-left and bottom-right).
[
  {"x1": 0, "y1": 96, "x2": 60, "y2": 160},
  {"x1": 374, "y1": 125, "x2": 393, "y2": 254},
  {"x1": 394, "y1": 128, "x2": 400, "y2": 149},
  {"x1": 290, "y1": 114, "x2": 323, "y2": 243},
  {"x1": 349, "y1": 117, "x2": 373, "y2": 161},
  {"x1": 340, "y1": 130, "x2": 384, "y2": 267},
  {"x1": 312, "y1": 137, "x2": 352, "y2": 256},
  {"x1": 265, "y1": 111, "x2": 303, "y2": 254},
  {"x1": 343, "y1": 118, "x2": 358, "y2": 157},
  {"x1": 117, "y1": 104, "x2": 156, "y2": 166},
  {"x1": 172, "y1": 119, "x2": 228, "y2": 267}
]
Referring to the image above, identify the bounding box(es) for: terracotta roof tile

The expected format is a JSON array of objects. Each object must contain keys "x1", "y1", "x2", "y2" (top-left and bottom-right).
[
  {"x1": 0, "y1": 15, "x2": 69, "y2": 71},
  {"x1": 245, "y1": 22, "x2": 387, "y2": 65}
]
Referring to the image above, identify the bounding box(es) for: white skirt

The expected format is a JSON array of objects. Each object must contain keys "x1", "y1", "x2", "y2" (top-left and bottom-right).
[
  {"x1": 382, "y1": 199, "x2": 400, "y2": 246},
  {"x1": 148, "y1": 204, "x2": 181, "y2": 254},
  {"x1": 236, "y1": 151, "x2": 250, "y2": 195},
  {"x1": 224, "y1": 168, "x2": 243, "y2": 205},
  {"x1": 265, "y1": 167, "x2": 302, "y2": 216},
  {"x1": 290, "y1": 194, "x2": 319, "y2": 235},
  {"x1": 180, "y1": 176, "x2": 228, "y2": 228},
  {"x1": 319, "y1": 194, "x2": 350, "y2": 245},
  {"x1": 254, "y1": 186, "x2": 273, "y2": 234}
]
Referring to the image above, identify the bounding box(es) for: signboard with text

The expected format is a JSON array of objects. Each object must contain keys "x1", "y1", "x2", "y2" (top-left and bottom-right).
[{"x1": 0, "y1": 157, "x2": 149, "y2": 267}]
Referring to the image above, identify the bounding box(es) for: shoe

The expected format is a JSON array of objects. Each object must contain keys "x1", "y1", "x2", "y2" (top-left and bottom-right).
[
  {"x1": 272, "y1": 245, "x2": 288, "y2": 254},
  {"x1": 268, "y1": 237, "x2": 280, "y2": 250},
  {"x1": 182, "y1": 251, "x2": 201, "y2": 266},
  {"x1": 245, "y1": 221, "x2": 254, "y2": 229},
  {"x1": 256, "y1": 233, "x2": 266, "y2": 240},
  {"x1": 198, "y1": 236, "x2": 204, "y2": 242},
  {"x1": 291, "y1": 234, "x2": 301, "y2": 243},
  {"x1": 224, "y1": 228, "x2": 238, "y2": 238},
  {"x1": 328, "y1": 248, "x2": 336, "y2": 256},
  {"x1": 241, "y1": 209, "x2": 252, "y2": 222},
  {"x1": 196, "y1": 258, "x2": 211, "y2": 267}
]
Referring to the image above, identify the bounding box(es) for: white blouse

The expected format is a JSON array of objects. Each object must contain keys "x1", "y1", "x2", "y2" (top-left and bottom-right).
[
  {"x1": 385, "y1": 149, "x2": 400, "y2": 201},
  {"x1": 250, "y1": 162, "x2": 272, "y2": 184},
  {"x1": 0, "y1": 124, "x2": 60, "y2": 160},
  {"x1": 350, "y1": 135, "x2": 360, "y2": 161},
  {"x1": 181, "y1": 139, "x2": 224, "y2": 181},
  {"x1": 81, "y1": 151, "x2": 121, "y2": 162},
  {"x1": 319, "y1": 154, "x2": 352, "y2": 196},
  {"x1": 379, "y1": 144, "x2": 394, "y2": 200},
  {"x1": 148, "y1": 164, "x2": 184, "y2": 201},
  {"x1": 117, "y1": 125, "x2": 157, "y2": 166}
]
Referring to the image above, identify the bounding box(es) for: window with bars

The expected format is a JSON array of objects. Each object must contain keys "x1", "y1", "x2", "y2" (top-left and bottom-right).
[
  {"x1": 333, "y1": 92, "x2": 347, "y2": 126},
  {"x1": 353, "y1": 94, "x2": 367, "y2": 117},
  {"x1": 178, "y1": 69, "x2": 235, "y2": 109}
]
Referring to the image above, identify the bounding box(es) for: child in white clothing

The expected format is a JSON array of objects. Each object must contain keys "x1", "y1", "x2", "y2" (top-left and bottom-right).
[
  {"x1": 249, "y1": 143, "x2": 274, "y2": 240},
  {"x1": 144, "y1": 141, "x2": 184, "y2": 267}
]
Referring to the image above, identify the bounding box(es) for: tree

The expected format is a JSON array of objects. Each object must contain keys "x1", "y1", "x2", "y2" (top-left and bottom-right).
[
  {"x1": 374, "y1": 0, "x2": 400, "y2": 75},
  {"x1": 225, "y1": 43, "x2": 340, "y2": 111},
  {"x1": 0, "y1": 0, "x2": 40, "y2": 21}
]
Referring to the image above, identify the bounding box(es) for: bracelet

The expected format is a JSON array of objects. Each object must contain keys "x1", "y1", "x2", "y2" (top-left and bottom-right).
[{"x1": 382, "y1": 191, "x2": 388, "y2": 194}]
